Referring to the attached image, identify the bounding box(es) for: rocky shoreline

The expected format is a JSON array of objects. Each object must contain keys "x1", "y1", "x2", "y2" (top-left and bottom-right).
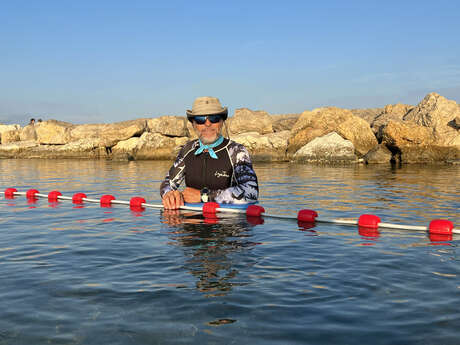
[{"x1": 1, "y1": 92, "x2": 459, "y2": 164}]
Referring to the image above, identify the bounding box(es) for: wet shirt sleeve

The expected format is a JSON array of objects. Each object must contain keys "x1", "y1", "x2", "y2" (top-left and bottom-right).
[{"x1": 210, "y1": 144, "x2": 259, "y2": 204}]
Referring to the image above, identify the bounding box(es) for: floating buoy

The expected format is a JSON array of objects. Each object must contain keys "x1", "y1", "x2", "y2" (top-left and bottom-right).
[
  {"x1": 429, "y1": 219, "x2": 454, "y2": 235},
  {"x1": 72, "y1": 193, "x2": 87, "y2": 204},
  {"x1": 130, "y1": 197, "x2": 146, "y2": 211},
  {"x1": 4, "y1": 188, "x2": 17, "y2": 198},
  {"x1": 358, "y1": 214, "x2": 381, "y2": 229},
  {"x1": 100, "y1": 195, "x2": 115, "y2": 206},
  {"x1": 26, "y1": 189, "x2": 40, "y2": 199},
  {"x1": 48, "y1": 190, "x2": 62, "y2": 202},
  {"x1": 3, "y1": 188, "x2": 459, "y2": 236}
]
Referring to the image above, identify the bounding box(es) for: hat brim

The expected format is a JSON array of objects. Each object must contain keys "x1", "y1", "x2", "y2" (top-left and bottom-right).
[{"x1": 186, "y1": 107, "x2": 228, "y2": 119}]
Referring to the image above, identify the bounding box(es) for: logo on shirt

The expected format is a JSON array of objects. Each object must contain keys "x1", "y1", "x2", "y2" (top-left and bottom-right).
[{"x1": 215, "y1": 170, "x2": 230, "y2": 178}]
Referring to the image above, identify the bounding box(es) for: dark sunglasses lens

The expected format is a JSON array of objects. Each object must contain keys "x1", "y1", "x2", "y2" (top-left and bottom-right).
[
  {"x1": 208, "y1": 115, "x2": 222, "y2": 123},
  {"x1": 193, "y1": 115, "x2": 222, "y2": 124},
  {"x1": 193, "y1": 116, "x2": 206, "y2": 124}
]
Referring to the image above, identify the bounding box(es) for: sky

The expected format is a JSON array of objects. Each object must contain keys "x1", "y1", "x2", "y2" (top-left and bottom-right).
[{"x1": 1, "y1": 0, "x2": 459, "y2": 125}]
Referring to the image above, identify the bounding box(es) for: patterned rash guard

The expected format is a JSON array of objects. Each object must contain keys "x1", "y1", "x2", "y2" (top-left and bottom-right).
[{"x1": 160, "y1": 138, "x2": 259, "y2": 204}]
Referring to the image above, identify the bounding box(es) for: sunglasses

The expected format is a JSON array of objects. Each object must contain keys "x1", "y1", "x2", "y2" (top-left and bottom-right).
[{"x1": 193, "y1": 115, "x2": 223, "y2": 125}]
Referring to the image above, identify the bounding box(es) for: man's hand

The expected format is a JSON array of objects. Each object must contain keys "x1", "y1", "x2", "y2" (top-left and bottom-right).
[
  {"x1": 162, "y1": 190, "x2": 184, "y2": 209},
  {"x1": 182, "y1": 187, "x2": 201, "y2": 203}
]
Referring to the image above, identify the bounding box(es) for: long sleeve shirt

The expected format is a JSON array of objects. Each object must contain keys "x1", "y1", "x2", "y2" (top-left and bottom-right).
[{"x1": 160, "y1": 138, "x2": 259, "y2": 204}]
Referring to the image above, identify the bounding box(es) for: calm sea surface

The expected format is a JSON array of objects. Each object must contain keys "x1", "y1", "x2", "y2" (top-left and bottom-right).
[{"x1": 0, "y1": 159, "x2": 459, "y2": 345}]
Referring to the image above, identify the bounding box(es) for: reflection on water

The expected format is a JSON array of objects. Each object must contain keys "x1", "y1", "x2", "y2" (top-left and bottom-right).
[
  {"x1": 0, "y1": 159, "x2": 460, "y2": 344},
  {"x1": 162, "y1": 210, "x2": 259, "y2": 297},
  {"x1": 1, "y1": 159, "x2": 458, "y2": 226}
]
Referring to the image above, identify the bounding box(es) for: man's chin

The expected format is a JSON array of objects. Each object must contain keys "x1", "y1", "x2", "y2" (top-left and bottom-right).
[{"x1": 200, "y1": 135, "x2": 218, "y2": 144}]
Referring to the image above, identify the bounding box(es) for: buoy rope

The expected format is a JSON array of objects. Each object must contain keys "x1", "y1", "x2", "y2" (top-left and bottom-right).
[{"x1": 5, "y1": 189, "x2": 459, "y2": 235}]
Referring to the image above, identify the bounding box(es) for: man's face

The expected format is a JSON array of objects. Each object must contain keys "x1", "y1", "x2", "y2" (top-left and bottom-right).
[{"x1": 192, "y1": 116, "x2": 224, "y2": 144}]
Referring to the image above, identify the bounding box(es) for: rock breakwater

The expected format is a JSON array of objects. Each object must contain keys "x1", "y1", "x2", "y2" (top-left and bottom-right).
[{"x1": 1, "y1": 92, "x2": 459, "y2": 164}]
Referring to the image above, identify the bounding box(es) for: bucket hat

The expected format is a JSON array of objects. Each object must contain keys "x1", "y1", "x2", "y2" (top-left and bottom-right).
[{"x1": 186, "y1": 97, "x2": 228, "y2": 120}]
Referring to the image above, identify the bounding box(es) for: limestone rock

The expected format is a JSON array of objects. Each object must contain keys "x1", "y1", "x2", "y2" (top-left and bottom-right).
[
  {"x1": 292, "y1": 132, "x2": 357, "y2": 163},
  {"x1": 134, "y1": 132, "x2": 188, "y2": 160},
  {"x1": 382, "y1": 120, "x2": 434, "y2": 147},
  {"x1": 70, "y1": 119, "x2": 147, "y2": 147},
  {"x1": 363, "y1": 144, "x2": 393, "y2": 164},
  {"x1": 450, "y1": 116, "x2": 460, "y2": 130},
  {"x1": 288, "y1": 107, "x2": 377, "y2": 157},
  {"x1": 147, "y1": 116, "x2": 188, "y2": 137},
  {"x1": 232, "y1": 130, "x2": 290, "y2": 161},
  {"x1": 227, "y1": 108, "x2": 273, "y2": 135},
  {"x1": 0, "y1": 124, "x2": 20, "y2": 144},
  {"x1": 350, "y1": 108, "x2": 384, "y2": 124},
  {"x1": 0, "y1": 140, "x2": 40, "y2": 158},
  {"x1": 381, "y1": 120, "x2": 459, "y2": 162},
  {"x1": 403, "y1": 92, "x2": 460, "y2": 146},
  {"x1": 36, "y1": 120, "x2": 74, "y2": 144},
  {"x1": 0, "y1": 124, "x2": 20, "y2": 135},
  {"x1": 397, "y1": 146, "x2": 460, "y2": 163},
  {"x1": 271, "y1": 114, "x2": 301, "y2": 132},
  {"x1": 1, "y1": 130, "x2": 21, "y2": 144},
  {"x1": 19, "y1": 124, "x2": 37, "y2": 141},
  {"x1": 371, "y1": 103, "x2": 413, "y2": 140},
  {"x1": 336, "y1": 117, "x2": 378, "y2": 156}
]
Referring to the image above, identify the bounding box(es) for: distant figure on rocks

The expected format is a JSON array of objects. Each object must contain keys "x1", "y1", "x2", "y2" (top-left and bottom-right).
[
  {"x1": 21, "y1": 118, "x2": 38, "y2": 141},
  {"x1": 160, "y1": 96, "x2": 259, "y2": 209}
]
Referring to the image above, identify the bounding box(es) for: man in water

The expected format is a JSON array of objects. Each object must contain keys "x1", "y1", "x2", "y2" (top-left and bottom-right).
[{"x1": 160, "y1": 96, "x2": 259, "y2": 209}]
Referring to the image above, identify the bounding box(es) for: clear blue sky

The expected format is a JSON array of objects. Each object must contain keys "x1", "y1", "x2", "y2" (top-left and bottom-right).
[{"x1": 1, "y1": 0, "x2": 459, "y2": 124}]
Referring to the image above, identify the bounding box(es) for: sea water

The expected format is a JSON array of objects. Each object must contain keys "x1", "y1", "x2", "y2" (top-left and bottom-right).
[{"x1": 0, "y1": 159, "x2": 459, "y2": 344}]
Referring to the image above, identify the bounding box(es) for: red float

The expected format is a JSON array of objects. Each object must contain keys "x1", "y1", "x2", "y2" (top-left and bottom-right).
[
  {"x1": 100, "y1": 195, "x2": 116, "y2": 206},
  {"x1": 72, "y1": 193, "x2": 87, "y2": 204},
  {"x1": 429, "y1": 219, "x2": 454, "y2": 235},
  {"x1": 297, "y1": 209, "x2": 318, "y2": 223},
  {"x1": 48, "y1": 190, "x2": 62, "y2": 202},
  {"x1": 358, "y1": 214, "x2": 381, "y2": 229},
  {"x1": 4, "y1": 188, "x2": 17, "y2": 198},
  {"x1": 130, "y1": 197, "x2": 146, "y2": 211},
  {"x1": 26, "y1": 189, "x2": 39, "y2": 199},
  {"x1": 246, "y1": 205, "x2": 265, "y2": 217},
  {"x1": 203, "y1": 202, "x2": 219, "y2": 215}
]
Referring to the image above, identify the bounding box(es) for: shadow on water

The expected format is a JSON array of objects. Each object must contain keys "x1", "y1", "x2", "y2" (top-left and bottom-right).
[{"x1": 161, "y1": 210, "x2": 261, "y2": 297}]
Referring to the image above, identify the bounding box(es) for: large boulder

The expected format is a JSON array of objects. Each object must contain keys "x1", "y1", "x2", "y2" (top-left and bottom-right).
[
  {"x1": 381, "y1": 120, "x2": 460, "y2": 162},
  {"x1": 292, "y1": 132, "x2": 357, "y2": 163},
  {"x1": 0, "y1": 140, "x2": 39, "y2": 158},
  {"x1": 19, "y1": 124, "x2": 37, "y2": 141},
  {"x1": 336, "y1": 117, "x2": 379, "y2": 156},
  {"x1": 227, "y1": 108, "x2": 273, "y2": 135},
  {"x1": 0, "y1": 124, "x2": 20, "y2": 134},
  {"x1": 147, "y1": 116, "x2": 188, "y2": 137},
  {"x1": 403, "y1": 92, "x2": 460, "y2": 146},
  {"x1": 288, "y1": 107, "x2": 377, "y2": 157},
  {"x1": 0, "y1": 124, "x2": 20, "y2": 144},
  {"x1": 70, "y1": 119, "x2": 147, "y2": 147},
  {"x1": 1, "y1": 130, "x2": 21, "y2": 144},
  {"x1": 231, "y1": 130, "x2": 290, "y2": 162},
  {"x1": 371, "y1": 103, "x2": 413, "y2": 141},
  {"x1": 350, "y1": 108, "x2": 384, "y2": 124},
  {"x1": 363, "y1": 144, "x2": 393, "y2": 164},
  {"x1": 379, "y1": 93, "x2": 460, "y2": 163},
  {"x1": 111, "y1": 137, "x2": 141, "y2": 160},
  {"x1": 134, "y1": 132, "x2": 189, "y2": 160},
  {"x1": 271, "y1": 114, "x2": 301, "y2": 132},
  {"x1": 382, "y1": 120, "x2": 434, "y2": 147},
  {"x1": 36, "y1": 120, "x2": 74, "y2": 144}
]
